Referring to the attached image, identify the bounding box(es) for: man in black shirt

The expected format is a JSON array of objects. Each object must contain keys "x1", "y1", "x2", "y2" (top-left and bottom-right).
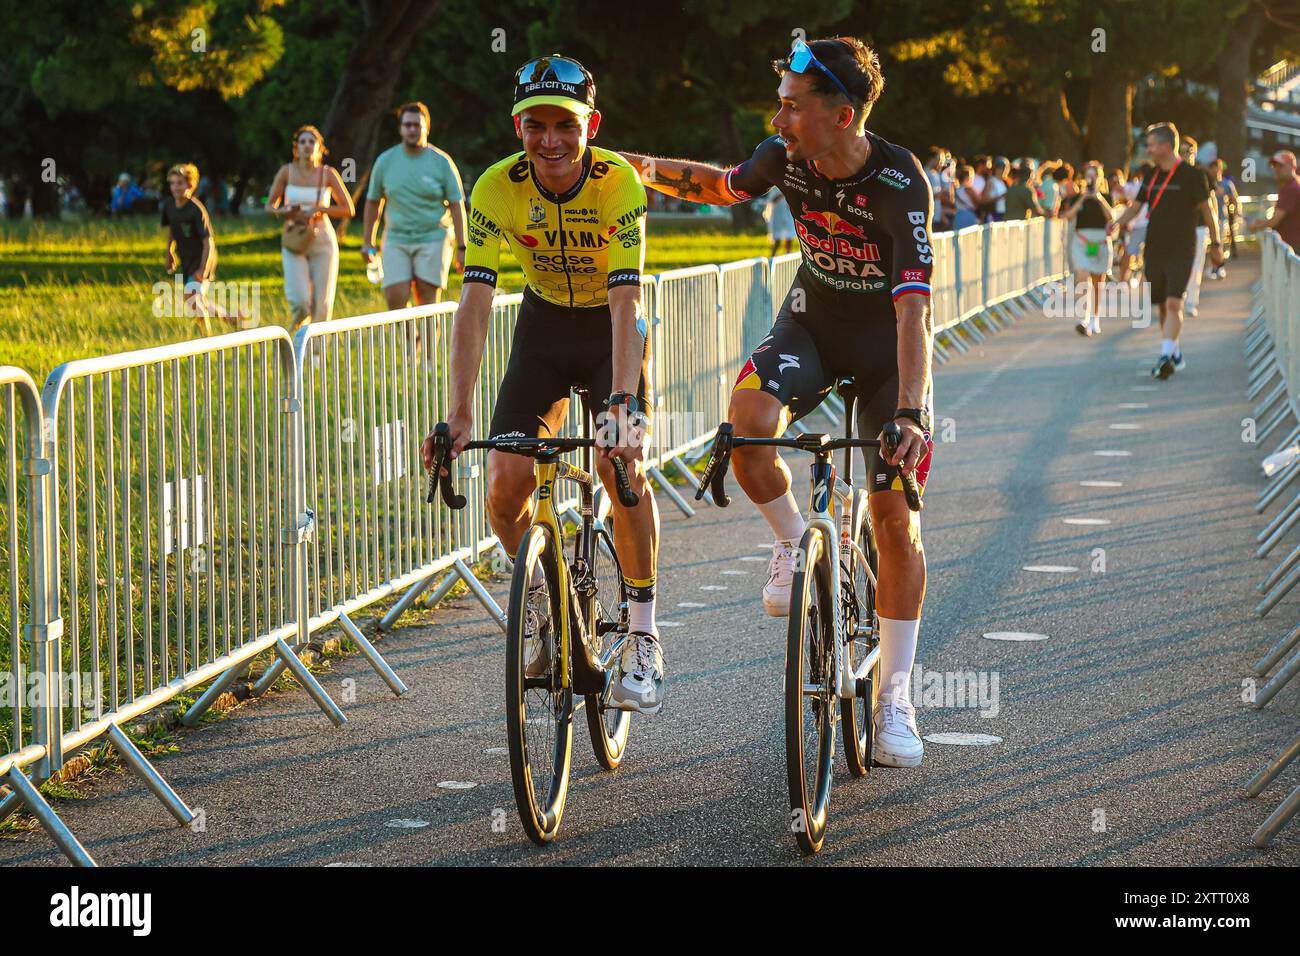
[
  {"x1": 1109, "y1": 123, "x2": 1223, "y2": 379},
  {"x1": 621, "y1": 37, "x2": 933, "y2": 768}
]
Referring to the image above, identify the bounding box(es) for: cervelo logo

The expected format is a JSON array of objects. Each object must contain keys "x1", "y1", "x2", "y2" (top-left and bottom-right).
[
  {"x1": 906, "y1": 211, "x2": 933, "y2": 265},
  {"x1": 50, "y1": 886, "x2": 151, "y2": 936},
  {"x1": 879, "y1": 166, "x2": 911, "y2": 189}
]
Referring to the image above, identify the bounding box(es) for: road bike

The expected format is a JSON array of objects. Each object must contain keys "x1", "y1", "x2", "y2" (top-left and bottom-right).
[
  {"x1": 694, "y1": 378, "x2": 921, "y2": 854},
  {"x1": 426, "y1": 400, "x2": 640, "y2": 844}
]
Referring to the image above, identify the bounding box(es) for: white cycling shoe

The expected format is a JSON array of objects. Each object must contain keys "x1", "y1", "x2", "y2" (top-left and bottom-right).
[
  {"x1": 610, "y1": 632, "x2": 665, "y2": 714},
  {"x1": 762, "y1": 541, "x2": 799, "y2": 617},
  {"x1": 873, "y1": 696, "x2": 924, "y2": 768}
]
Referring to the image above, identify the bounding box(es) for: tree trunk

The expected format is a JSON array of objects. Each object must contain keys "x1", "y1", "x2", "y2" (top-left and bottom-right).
[
  {"x1": 1083, "y1": 70, "x2": 1135, "y2": 172},
  {"x1": 322, "y1": 0, "x2": 443, "y2": 221},
  {"x1": 1037, "y1": 86, "x2": 1084, "y2": 166},
  {"x1": 1216, "y1": 3, "x2": 1265, "y2": 179}
]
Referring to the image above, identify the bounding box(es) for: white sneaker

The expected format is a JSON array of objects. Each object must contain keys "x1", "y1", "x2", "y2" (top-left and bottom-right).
[
  {"x1": 610, "y1": 632, "x2": 665, "y2": 714},
  {"x1": 523, "y1": 585, "x2": 551, "y2": 679},
  {"x1": 873, "y1": 696, "x2": 923, "y2": 767},
  {"x1": 762, "y1": 541, "x2": 800, "y2": 617}
]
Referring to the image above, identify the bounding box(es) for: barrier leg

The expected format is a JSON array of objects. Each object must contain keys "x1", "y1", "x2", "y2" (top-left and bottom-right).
[
  {"x1": 1258, "y1": 460, "x2": 1300, "y2": 514},
  {"x1": 1255, "y1": 620, "x2": 1300, "y2": 675},
  {"x1": 451, "y1": 556, "x2": 507, "y2": 632},
  {"x1": 1256, "y1": 490, "x2": 1300, "y2": 549},
  {"x1": 1245, "y1": 732, "x2": 1300, "y2": 797},
  {"x1": 1254, "y1": 645, "x2": 1300, "y2": 708},
  {"x1": 420, "y1": 569, "x2": 465, "y2": 608},
  {"x1": 271, "y1": 637, "x2": 347, "y2": 726},
  {"x1": 933, "y1": 340, "x2": 952, "y2": 364},
  {"x1": 337, "y1": 612, "x2": 408, "y2": 697},
  {"x1": 181, "y1": 660, "x2": 251, "y2": 726},
  {"x1": 1256, "y1": 561, "x2": 1300, "y2": 617},
  {"x1": 1259, "y1": 544, "x2": 1300, "y2": 594},
  {"x1": 1247, "y1": 365, "x2": 1280, "y2": 402},
  {"x1": 1257, "y1": 404, "x2": 1294, "y2": 445},
  {"x1": 1252, "y1": 382, "x2": 1287, "y2": 422},
  {"x1": 961, "y1": 318, "x2": 987, "y2": 344},
  {"x1": 379, "y1": 570, "x2": 438, "y2": 630},
  {"x1": 106, "y1": 723, "x2": 195, "y2": 826},
  {"x1": 2, "y1": 767, "x2": 95, "y2": 866},
  {"x1": 1252, "y1": 785, "x2": 1300, "y2": 848},
  {"x1": 649, "y1": 464, "x2": 695, "y2": 518}
]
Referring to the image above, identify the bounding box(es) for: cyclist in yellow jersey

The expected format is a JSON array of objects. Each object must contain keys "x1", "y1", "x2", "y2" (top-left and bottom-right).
[{"x1": 421, "y1": 55, "x2": 664, "y2": 713}]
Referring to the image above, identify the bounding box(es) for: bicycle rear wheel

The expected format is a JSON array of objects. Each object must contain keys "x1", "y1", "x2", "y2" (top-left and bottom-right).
[
  {"x1": 785, "y1": 526, "x2": 836, "y2": 855},
  {"x1": 585, "y1": 526, "x2": 632, "y2": 770},
  {"x1": 842, "y1": 490, "x2": 878, "y2": 778},
  {"x1": 505, "y1": 524, "x2": 573, "y2": 845}
]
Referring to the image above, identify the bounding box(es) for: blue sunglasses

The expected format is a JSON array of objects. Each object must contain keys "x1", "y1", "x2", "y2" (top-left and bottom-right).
[{"x1": 787, "y1": 39, "x2": 854, "y2": 103}]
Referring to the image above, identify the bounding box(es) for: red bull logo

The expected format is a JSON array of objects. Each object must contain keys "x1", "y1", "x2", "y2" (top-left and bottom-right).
[{"x1": 798, "y1": 204, "x2": 879, "y2": 261}]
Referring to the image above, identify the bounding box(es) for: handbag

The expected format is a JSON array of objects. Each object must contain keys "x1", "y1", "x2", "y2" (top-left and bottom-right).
[{"x1": 281, "y1": 164, "x2": 326, "y2": 253}]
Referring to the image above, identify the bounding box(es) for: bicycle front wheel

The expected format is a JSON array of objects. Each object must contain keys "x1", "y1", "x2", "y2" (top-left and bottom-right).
[
  {"x1": 506, "y1": 523, "x2": 573, "y2": 845},
  {"x1": 785, "y1": 525, "x2": 836, "y2": 855}
]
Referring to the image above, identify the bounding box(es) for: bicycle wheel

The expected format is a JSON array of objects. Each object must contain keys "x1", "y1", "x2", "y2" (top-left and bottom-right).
[
  {"x1": 842, "y1": 490, "x2": 879, "y2": 778},
  {"x1": 785, "y1": 525, "x2": 836, "y2": 855},
  {"x1": 505, "y1": 523, "x2": 573, "y2": 845},
  {"x1": 585, "y1": 525, "x2": 632, "y2": 770}
]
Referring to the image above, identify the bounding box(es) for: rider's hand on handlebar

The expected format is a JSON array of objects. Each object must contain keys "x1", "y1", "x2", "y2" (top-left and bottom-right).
[
  {"x1": 885, "y1": 418, "x2": 929, "y2": 473},
  {"x1": 596, "y1": 403, "x2": 648, "y2": 465},
  {"x1": 421, "y1": 413, "x2": 472, "y2": 476}
]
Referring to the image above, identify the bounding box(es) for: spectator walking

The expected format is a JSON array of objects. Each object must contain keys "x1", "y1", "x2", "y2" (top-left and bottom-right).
[
  {"x1": 1109, "y1": 123, "x2": 1223, "y2": 380},
  {"x1": 1060, "y1": 162, "x2": 1113, "y2": 336},
  {"x1": 1248, "y1": 149, "x2": 1300, "y2": 255},
  {"x1": 762, "y1": 187, "x2": 795, "y2": 255},
  {"x1": 1179, "y1": 136, "x2": 1218, "y2": 318},
  {"x1": 362, "y1": 102, "x2": 467, "y2": 309},
  {"x1": 268, "y1": 124, "x2": 355, "y2": 328},
  {"x1": 1117, "y1": 163, "x2": 1152, "y2": 285},
  {"x1": 1208, "y1": 159, "x2": 1239, "y2": 276},
  {"x1": 161, "y1": 163, "x2": 242, "y2": 335}
]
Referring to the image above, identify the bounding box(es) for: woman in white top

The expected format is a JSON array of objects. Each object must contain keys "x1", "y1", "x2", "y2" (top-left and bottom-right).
[{"x1": 268, "y1": 125, "x2": 355, "y2": 327}]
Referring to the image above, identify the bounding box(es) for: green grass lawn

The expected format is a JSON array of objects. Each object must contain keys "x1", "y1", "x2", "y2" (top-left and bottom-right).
[{"x1": 0, "y1": 216, "x2": 772, "y2": 377}]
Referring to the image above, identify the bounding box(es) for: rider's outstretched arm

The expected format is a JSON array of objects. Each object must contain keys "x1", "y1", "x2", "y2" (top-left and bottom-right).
[{"x1": 621, "y1": 136, "x2": 785, "y2": 207}]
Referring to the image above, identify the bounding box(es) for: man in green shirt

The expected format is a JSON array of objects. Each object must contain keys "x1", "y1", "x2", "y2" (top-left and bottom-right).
[
  {"x1": 362, "y1": 101, "x2": 467, "y2": 308},
  {"x1": 1004, "y1": 164, "x2": 1044, "y2": 220}
]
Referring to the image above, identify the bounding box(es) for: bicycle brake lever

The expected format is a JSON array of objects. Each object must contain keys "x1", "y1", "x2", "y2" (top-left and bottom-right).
[
  {"x1": 610, "y1": 458, "x2": 640, "y2": 508},
  {"x1": 426, "y1": 422, "x2": 468, "y2": 510},
  {"x1": 881, "y1": 421, "x2": 923, "y2": 513},
  {"x1": 696, "y1": 423, "x2": 734, "y2": 507}
]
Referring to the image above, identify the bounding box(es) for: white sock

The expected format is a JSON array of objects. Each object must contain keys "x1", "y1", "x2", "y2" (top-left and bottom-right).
[
  {"x1": 1161, "y1": 338, "x2": 1176, "y2": 357},
  {"x1": 877, "y1": 616, "x2": 920, "y2": 706},
  {"x1": 755, "y1": 490, "x2": 805, "y2": 544},
  {"x1": 624, "y1": 575, "x2": 658, "y2": 639}
]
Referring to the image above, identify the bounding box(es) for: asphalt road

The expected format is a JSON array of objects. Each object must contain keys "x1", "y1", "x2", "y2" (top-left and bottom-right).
[{"x1": 4, "y1": 251, "x2": 1298, "y2": 866}]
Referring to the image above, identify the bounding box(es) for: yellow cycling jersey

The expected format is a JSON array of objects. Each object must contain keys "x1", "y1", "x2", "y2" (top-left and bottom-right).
[{"x1": 463, "y1": 145, "x2": 648, "y2": 309}]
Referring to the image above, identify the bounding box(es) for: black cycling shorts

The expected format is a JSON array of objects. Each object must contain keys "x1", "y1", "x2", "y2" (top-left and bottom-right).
[
  {"x1": 1145, "y1": 250, "x2": 1196, "y2": 304},
  {"x1": 489, "y1": 287, "x2": 651, "y2": 439},
  {"x1": 733, "y1": 275, "x2": 933, "y2": 496}
]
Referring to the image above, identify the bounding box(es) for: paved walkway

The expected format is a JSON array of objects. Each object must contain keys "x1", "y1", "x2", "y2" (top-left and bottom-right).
[{"x1": 3, "y1": 251, "x2": 1297, "y2": 865}]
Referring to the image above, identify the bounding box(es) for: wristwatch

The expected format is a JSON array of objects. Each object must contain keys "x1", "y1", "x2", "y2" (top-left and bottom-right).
[
  {"x1": 893, "y1": 407, "x2": 931, "y2": 432},
  {"x1": 607, "y1": 391, "x2": 641, "y2": 415}
]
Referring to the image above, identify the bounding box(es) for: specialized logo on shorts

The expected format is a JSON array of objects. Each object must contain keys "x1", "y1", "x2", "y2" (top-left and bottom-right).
[
  {"x1": 734, "y1": 357, "x2": 761, "y2": 391},
  {"x1": 778, "y1": 353, "x2": 800, "y2": 373}
]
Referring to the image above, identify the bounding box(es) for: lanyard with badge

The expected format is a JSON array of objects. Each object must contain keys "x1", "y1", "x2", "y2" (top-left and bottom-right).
[{"x1": 1147, "y1": 157, "x2": 1181, "y2": 211}]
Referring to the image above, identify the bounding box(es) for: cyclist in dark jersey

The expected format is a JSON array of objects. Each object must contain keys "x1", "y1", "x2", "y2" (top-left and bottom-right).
[{"x1": 622, "y1": 36, "x2": 934, "y2": 768}]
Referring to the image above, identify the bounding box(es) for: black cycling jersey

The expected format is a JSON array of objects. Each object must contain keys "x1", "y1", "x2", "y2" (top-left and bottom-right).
[{"x1": 724, "y1": 133, "x2": 935, "y2": 317}]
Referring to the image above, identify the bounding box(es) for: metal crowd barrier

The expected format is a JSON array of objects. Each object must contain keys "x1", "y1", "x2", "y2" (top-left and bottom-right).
[
  {"x1": 1243, "y1": 230, "x2": 1300, "y2": 847},
  {"x1": 0, "y1": 217, "x2": 1068, "y2": 865}
]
